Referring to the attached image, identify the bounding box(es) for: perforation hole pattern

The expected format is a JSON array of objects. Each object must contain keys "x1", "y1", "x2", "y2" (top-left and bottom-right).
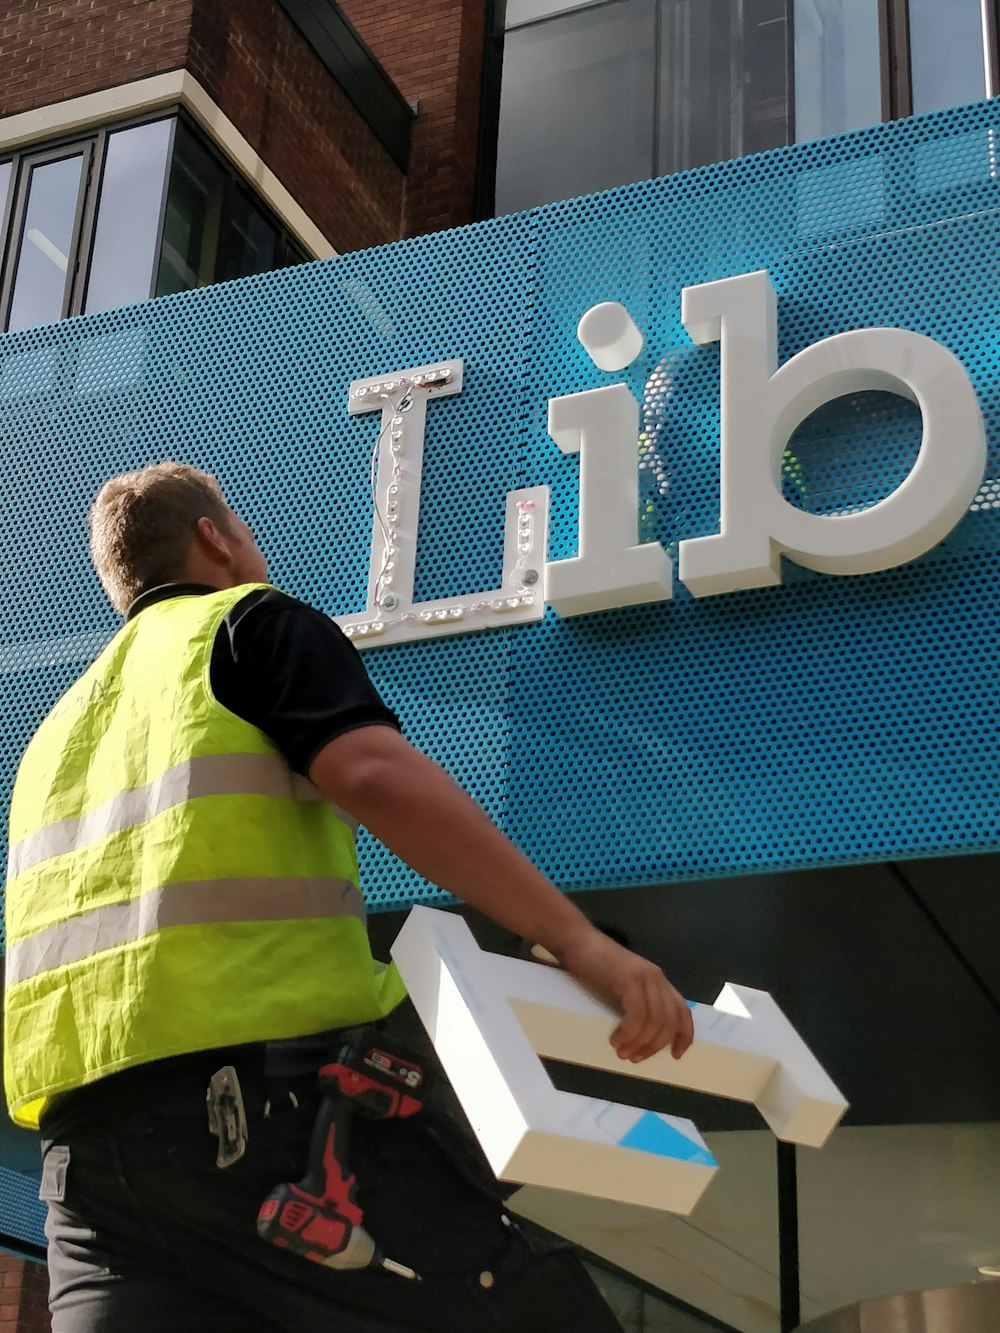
[{"x1": 2, "y1": 101, "x2": 1000, "y2": 938}]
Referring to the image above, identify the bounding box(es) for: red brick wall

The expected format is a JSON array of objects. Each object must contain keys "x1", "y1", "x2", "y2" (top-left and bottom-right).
[
  {"x1": 337, "y1": 0, "x2": 487, "y2": 238},
  {"x1": 188, "y1": 0, "x2": 405, "y2": 253},
  {"x1": 0, "y1": 1, "x2": 409, "y2": 253},
  {"x1": 0, "y1": 0, "x2": 484, "y2": 260},
  {"x1": 0, "y1": 1255, "x2": 49, "y2": 1333},
  {"x1": 0, "y1": 0, "x2": 192, "y2": 119}
]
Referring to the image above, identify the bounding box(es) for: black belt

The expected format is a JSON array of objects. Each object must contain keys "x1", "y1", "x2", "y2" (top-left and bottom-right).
[{"x1": 39, "y1": 1042, "x2": 320, "y2": 1139}]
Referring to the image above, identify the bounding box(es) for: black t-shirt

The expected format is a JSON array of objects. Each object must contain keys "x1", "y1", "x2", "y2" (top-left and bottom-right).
[{"x1": 127, "y1": 583, "x2": 401, "y2": 771}]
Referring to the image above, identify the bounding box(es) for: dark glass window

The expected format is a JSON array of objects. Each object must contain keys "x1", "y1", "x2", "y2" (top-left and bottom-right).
[
  {"x1": 7, "y1": 152, "x2": 88, "y2": 332},
  {"x1": 495, "y1": 1, "x2": 657, "y2": 215},
  {"x1": 156, "y1": 123, "x2": 226, "y2": 297},
  {"x1": 278, "y1": 235, "x2": 308, "y2": 268},
  {"x1": 217, "y1": 186, "x2": 278, "y2": 283},
  {"x1": 156, "y1": 121, "x2": 295, "y2": 296}
]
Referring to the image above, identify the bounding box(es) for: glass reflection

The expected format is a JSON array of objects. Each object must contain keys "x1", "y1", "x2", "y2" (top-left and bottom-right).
[
  {"x1": 85, "y1": 119, "x2": 173, "y2": 314},
  {"x1": 794, "y1": 0, "x2": 882, "y2": 141},
  {"x1": 505, "y1": 0, "x2": 602, "y2": 23},
  {"x1": 495, "y1": 0, "x2": 656, "y2": 214},
  {"x1": 156, "y1": 123, "x2": 226, "y2": 297},
  {"x1": 0, "y1": 161, "x2": 12, "y2": 241},
  {"x1": 217, "y1": 187, "x2": 278, "y2": 283},
  {"x1": 909, "y1": 0, "x2": 986, "y2": 114},
  {"x1": 658, "y1": 0, "x2": 789, "y2": 176},
  {"x1": 7, "y1": 154, "x2": 84, "y2": 332},
  {"x1": 495, "y1": 0, "x2": 792, "y2": 213}
]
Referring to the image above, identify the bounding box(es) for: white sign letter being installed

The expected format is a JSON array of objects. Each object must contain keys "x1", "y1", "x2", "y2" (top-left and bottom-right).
[{"x1": 392, "y1": 906, "x2": 847, "y2": 1213}]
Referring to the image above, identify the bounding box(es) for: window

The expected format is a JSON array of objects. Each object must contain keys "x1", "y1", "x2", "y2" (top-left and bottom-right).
[
  {"x1": 495, "y1": 0, "x2": 793, "y2": 213},
  {"x1": 490, "y1": 0, "x2": 996, "y2": 214},
  {"x1": 658, "y1": 0, "x2": 789, "y2": 177},
  {"x1": 495, "y1": 2, "x2": 657, "y2": 215},
  {"x1": 0, "y1": 163, "x2": 13, "y2": 250},
  {"x1": 218, "y1": 187, "x2": 279, "y2": 284},
  {"x1": 85, "y1": 120, "x2": 174, "y2": 315},
  {"x1": 156, "y1": 122, "x2": 285, "y2": 296},
  {"x1": 909, "y1": 0, "x2": 988, "y2": 114},
  {"x1": 794, "y1": 0, "x2": 882, "y2": 142},
  {"x1": 4, "y1": 148, "x2": 90, "y2": 332},
  {"x1": 0, "y1": 114, "x2": 310, "y2": 333},
  {"x1": 156, "y1": 123, "x2": 226, "y2": 296}
]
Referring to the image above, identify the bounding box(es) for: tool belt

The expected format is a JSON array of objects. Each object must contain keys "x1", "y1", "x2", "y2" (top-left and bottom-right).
[
  {"x1": 41, "y1": 1021, "x2": 511, "y2": 1206},
  {"x1": 39, "y1": 1042, "x2": 277, "y2": 1138}
]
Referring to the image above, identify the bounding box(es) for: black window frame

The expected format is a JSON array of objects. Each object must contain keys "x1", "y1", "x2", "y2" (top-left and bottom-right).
[
  {"x1": 880, "y1": 0, "x2": 914, "y2": 119},
  {"x1": 0, "y1": 137, "x2": 98, "y2": 330},
  {"x1": 987, "y1": 0, "x2": 1000, "y2": 96},
  {"x1": 275, "y1": 0, "x2": 416, "y2": 171}
]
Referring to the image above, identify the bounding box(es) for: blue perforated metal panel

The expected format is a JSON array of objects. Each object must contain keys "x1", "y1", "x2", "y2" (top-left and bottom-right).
[
  {"x1": 2, "y1": 102, "x2": 1000, "y2": 925},
  {"x1": 0, "y1": 1167, "x2": 44, "y2": 1254}
]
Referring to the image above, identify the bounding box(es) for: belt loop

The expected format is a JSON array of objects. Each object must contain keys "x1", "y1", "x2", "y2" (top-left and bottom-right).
[{"x1": 262, "y1": 1075, "x2": 300, "y2": 1118}]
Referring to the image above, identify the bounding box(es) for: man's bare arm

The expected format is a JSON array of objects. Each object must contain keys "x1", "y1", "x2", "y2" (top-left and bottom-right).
[{"x1": 309, "y1": 725, "x2": 693, "y2": 1063}]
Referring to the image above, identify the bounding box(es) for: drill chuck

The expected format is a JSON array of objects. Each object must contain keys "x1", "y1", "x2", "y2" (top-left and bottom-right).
[{"x1": 256, "y1": 1184, "x2": 418, "y2": 1279}]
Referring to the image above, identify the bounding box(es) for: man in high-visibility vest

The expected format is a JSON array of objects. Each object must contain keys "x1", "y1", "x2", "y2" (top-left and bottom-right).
[{"x1": 4, "y1": 461, "x2": 693, "y2": 1333}]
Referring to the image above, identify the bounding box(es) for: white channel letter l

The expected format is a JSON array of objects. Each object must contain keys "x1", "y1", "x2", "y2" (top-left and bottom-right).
[{"x1": 677, "y1": 270, "x2": 987, "y2": 597}]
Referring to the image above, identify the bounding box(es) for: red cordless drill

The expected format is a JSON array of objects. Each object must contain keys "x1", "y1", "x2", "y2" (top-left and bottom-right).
[{"x1": 256, "y1": 1028, "x2": 424, "y2": 1279}]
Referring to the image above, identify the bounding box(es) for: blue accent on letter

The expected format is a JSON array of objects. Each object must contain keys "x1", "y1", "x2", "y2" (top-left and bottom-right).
[{"x1": 619, "y1": 1113, "x2": 717, "y2": 1167}]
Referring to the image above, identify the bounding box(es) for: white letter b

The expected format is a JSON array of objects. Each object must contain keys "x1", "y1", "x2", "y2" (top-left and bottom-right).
[{"x1": 678, "y1": 271, "x2": 987, "y2": 597}]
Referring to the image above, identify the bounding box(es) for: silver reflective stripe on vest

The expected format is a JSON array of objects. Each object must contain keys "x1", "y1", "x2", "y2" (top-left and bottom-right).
[
  {"x1": 7, "y1": 753, "x2": 340, "y2": 878},
  {"x1": 5, "y1": 876, "x2": 366, "y2": 985}
]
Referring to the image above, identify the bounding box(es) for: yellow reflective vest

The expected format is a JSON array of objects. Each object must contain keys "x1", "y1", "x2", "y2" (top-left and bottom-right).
[{"x1": 3, "y1": 585, "x2": 405, "y2": 1129}]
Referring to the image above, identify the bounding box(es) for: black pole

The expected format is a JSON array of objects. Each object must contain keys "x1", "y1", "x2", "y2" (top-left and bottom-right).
[{"x1": 777, "y1": 1139, "x2": 801, "y2": 1332}]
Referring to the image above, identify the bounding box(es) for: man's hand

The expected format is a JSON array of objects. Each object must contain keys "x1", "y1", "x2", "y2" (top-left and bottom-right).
[{"x1": 555, "y1": 927, "x2": 694, "y2": 1063}]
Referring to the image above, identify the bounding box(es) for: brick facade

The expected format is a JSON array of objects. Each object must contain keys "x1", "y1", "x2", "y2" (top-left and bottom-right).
[
  {"x1": 0, "y1": 1256, "x2": 49, "y2": 1333},
  {"x1": 338, "y1": 0, "x2": 487, "y2": 238},
  {"x1": 188, "y1": 0, "x2": 405, "y2": 252},
  {"x1": 0, "y1": 0, "x2": 487, "y2": 254},
  {"x1": 0, "y1": 0, "x2": 192, "y2": 120}
]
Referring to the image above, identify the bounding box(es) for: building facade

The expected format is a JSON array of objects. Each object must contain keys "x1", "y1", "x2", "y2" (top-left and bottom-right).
[
  {"x1": 0, "y1": 0, "x2": 490, "y2": 333},
  {"x1": 1, "y1": 4, "x2": 1000, "y2": 1332}
]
